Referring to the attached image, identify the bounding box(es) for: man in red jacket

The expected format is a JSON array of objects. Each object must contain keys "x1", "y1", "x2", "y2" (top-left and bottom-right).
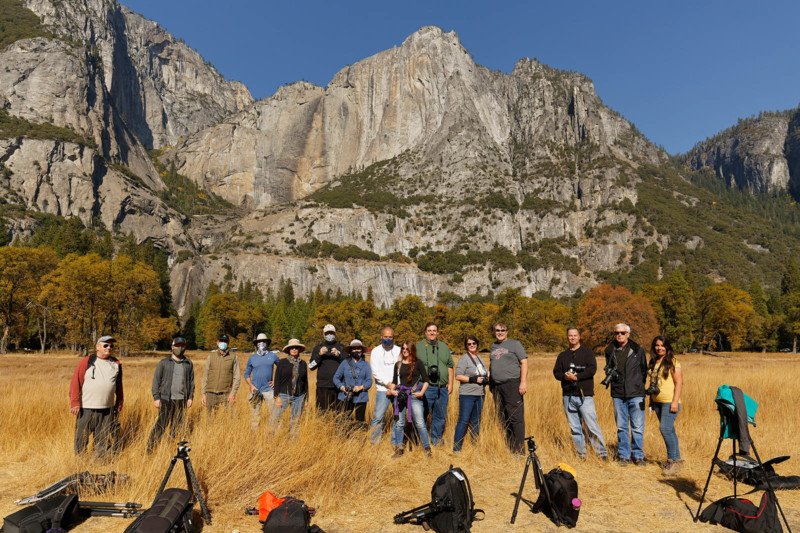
[{"x1": 69, "y1": 335, "x2": 124, "y2": 457}]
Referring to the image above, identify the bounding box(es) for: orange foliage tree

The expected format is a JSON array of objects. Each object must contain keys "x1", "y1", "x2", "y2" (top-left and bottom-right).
[{"x1": 576, "y1": 284, "x2": 659, "y2": 352}]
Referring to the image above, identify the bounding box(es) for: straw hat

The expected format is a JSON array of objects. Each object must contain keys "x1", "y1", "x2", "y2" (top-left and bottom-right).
[{"x1": 282, "y1": 338, "x2": 306, "y2": 352}]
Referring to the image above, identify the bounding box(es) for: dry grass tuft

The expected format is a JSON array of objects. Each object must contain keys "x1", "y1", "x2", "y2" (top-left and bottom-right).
[{"x1": 0, "y1": 351, "x2": 798, "y2": 532}]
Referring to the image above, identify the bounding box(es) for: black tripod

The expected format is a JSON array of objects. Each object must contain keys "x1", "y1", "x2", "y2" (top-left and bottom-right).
[
  {"x1": 153, "y1": 441, "x2": 212, "y2": 525},
  {"x1": 511, "y1": 435, "x2": 556, "y2": 525},
  {"x1": 694, "y1": 426, "x2": 792, "y2": 532}
]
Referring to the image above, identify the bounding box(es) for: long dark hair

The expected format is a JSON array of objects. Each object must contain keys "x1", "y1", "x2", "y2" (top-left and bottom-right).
[
  {"x1": 400, "y1": 341, "x2": 417, "y2": 384},
  {"x1": 649, "y1": 336, "x2": 675, "y2": 379}
]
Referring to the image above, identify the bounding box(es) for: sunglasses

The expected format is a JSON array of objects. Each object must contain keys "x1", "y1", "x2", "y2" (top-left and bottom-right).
[
  {"x1": 494, "y1": 328, "x2": 507, "y2": 333},
  {"x1": 466, "y1": 341, "x2": 477, "y2": 346},
  {"x1": 401, "y1": 348, "x2": 410, "y2": 353},
  {"x1": 102, "y1": 343, "x2": 115, "y2": 349},
  {"x1": 614, "y1": 331, "x2": 628, "y2": 336}
]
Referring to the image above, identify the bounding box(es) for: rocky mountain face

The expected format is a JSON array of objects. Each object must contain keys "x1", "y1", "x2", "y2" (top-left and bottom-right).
[
  {"x1": 685, "y1": 109, "x2": 800, "y2": 198},
  {"x1": 7, "y1": 6, "x2": 793, "y2": 317}
]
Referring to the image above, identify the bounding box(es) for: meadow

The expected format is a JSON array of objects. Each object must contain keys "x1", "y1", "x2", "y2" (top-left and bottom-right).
[{"x1": 0, "y1": 350, "x2": 798, "y2": 532}]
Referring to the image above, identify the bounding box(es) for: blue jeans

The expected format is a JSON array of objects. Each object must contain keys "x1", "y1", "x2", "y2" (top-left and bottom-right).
[
  {"x1": 453, "y1": 395, "x2": 483, "y2": 452},
  {"x1": 562, "y1": 396, "x2": 607, "y2": 458},
  {"x1": 273, "y1": 393, "x2": 305, "y2": 433},
  {"x1": 653, "y1": 402, "x2": 681, "y2": 460},
  {"x1": 392, "y1": 396, "x2": 431, "y2": 449},
  {"x1": 423, "y1": 386, "x2": 449, "y2": 445},
  {"x1": 369, "y1": 391, "x2": 393, "y2": 443},
  {"x1": 612, "y1": 396, "x2": 645, "y2": 460}
]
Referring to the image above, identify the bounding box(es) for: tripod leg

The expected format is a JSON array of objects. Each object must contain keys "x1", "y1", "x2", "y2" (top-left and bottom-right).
[
  {"x1": 183, "y1": 457, "x2": 212, "y2": 524},
  {"x1": 732, "y1": 438, "x2": 738, "y2": 498},
  {"x1": 153, "y1": 457, "x2": 178, "y2": 506},
  {"x1": 750, "y1": 441, "x2": 793, "y2": 533},
  {"x1": 694, "y1": 434, "x2": 724, "y2": 521},
  {"x1": 510, "y1": 456, "x2": 532, "y2": 524}
]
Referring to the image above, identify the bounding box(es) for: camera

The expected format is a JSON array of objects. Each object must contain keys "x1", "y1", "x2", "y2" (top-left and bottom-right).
[
  {"x1": 176, "y1": 441, "x2": 191, "y2": 457},
  {"x1": 396, "y1": 390, "x2": 408, "y2": 406},
  {"x1": 428, "y1": 365, "x2": 440, "y2": 384},
  {"x1": 568, "y1": 363, "x2": 586, "y2": 374},
  {"x1": 644, "y1": 384, "x2": 660, "y2": 396},
  {"x1": 601, "y1": 364, "x2": 620, "y2": 388},
  {"x1": 525, "y1": 435, "x2": 538, "y2": 454},
  {"x1": 343, "y1": 386, "x2": 354, "y2": 402}
]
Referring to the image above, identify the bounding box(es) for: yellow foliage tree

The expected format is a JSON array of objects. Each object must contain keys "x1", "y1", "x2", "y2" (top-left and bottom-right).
[{"x1": 697, "y1": 283, "x2": 758, "y2": 350}]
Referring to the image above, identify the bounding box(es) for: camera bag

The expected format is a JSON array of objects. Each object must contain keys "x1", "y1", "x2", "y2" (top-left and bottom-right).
[
  {"x1": 124, "y1": 488, "x2": 192, "y2": 533},
  {"x1": 698, "y1": 491, "x2": 782, "y2": 533},
  {"x1": 261, "y1": 498, "x2": 311, "y2": 533},
  {"x1": 2, "y1": 494, "x2": 80, "y2": 533},
  {"x1": 426, "y1": 466, "x2": 482, "y2": 533},
  {"x1": 531, "y1": 468, "x2": 579, "y2": 528}
]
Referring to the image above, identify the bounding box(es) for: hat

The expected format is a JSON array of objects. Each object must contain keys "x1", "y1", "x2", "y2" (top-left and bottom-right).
[
  {"x1": 346, "y1": 339, "x2": 364, "y2": 352},
  {"x1": 254, "y1": 333, "x2": 271, "y2": 344},
  {"x1": 217, "y1": 334, "x2": 229, "y2": 342},
  {"x1": 172, "y1": 337, "x2": 187, "y2": 346},
  {"x1": 283, "y1": 338, "x2": 306, "y2": 352},
  {"x1": 97, "y1": 335, "x2": 116, "y2": 344},
  {"x1": 323, "y1": 324, "x2": 336, "y2": 334}
]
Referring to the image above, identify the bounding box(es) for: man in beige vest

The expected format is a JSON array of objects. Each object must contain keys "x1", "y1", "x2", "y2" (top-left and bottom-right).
[{"x1": 202, "y1": 333, "x2": 241, "y2": 411}]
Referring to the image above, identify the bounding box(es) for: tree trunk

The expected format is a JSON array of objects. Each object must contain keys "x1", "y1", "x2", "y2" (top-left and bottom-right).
[
  {"x1": 0, "y1": 325, "x2": 8, "y2": 354},
  {"x1": 794, "y1": 334, "x2": 798, "y2": 354}
]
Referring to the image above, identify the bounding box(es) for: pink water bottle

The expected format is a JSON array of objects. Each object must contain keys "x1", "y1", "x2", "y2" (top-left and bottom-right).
[{"x1": 572, "y1": 498, "x2": 582, "y2": 511}]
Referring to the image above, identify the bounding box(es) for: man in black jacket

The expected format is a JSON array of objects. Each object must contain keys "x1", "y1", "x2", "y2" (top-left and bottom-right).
[
  {"x1": 309, "y1": 324, "x2": 346, "y2": 413},
  {"x1": 553, "y1": 328, "x2": 607, "y2": 460},
  {"x1": 604, "y1": 323, "x2": 648, "y2": 464},
  {"x1": 147, "y1": 337, "x2": 194, "y2": 453}
]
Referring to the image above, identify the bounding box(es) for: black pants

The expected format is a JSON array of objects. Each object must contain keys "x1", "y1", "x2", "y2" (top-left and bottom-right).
[
  {"x1": 316, "y1": 387, "x2": 339, "y2": 412},
  {"x1": 147, "y1": 400, "x2": 187, "y2": 453},
  {"x1": 494, "y1": 381, "x2": 526, "y2": 453},
  {"x1": 75, "y1": 407, "x2": 116, "y2": 457},
  {"x1": 338, "y1": 400, "x2": 367, "y2": 424}
]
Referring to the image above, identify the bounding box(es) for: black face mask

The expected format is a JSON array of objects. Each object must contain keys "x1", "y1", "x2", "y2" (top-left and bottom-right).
[{"x1": 351, "y1": 351, "x2": 362, "y2": 359}]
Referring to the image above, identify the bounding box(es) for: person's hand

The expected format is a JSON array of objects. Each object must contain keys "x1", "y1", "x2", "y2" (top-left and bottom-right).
[
  {"x1": 187, "y1": 399, "x2": 193, "y2": 408},
  {"x1": 320, "y1": 347, "x2": 328, "y2": 355},
  {"x1": 386, "y1": 389, "x2": 396, "y2": 397},
  {"x1": 269, "y1": 380, "x2": 274, "y2": 388},
  {"x1": 331, "y1": 348, "x2": 340, "y2": 356},
  {"x1": 519, "y1": 382, "x2": 527, "y2": 395},
  {"x1": 354, "y1": 386, "x2": 363, "y2": 393},
  {"x1": 413, "y1": 391, "x2": 423, "y2": 399},
  {"x1": 201, "y1": 395, "x2": 207, "y2": 407},
  {"x1": 154, "y1": 399, "x2": 161, "y2": 408},
  {"x1": 227, "y1": 393, "x2": 236, "y2": 404},
  {"x1": 340, "y1": 386, "x2": 347, "y2": 392},
  {"x1": 70, "y1": 406, "x2": 80, "y2": 416},
  {"x1": 670, "y1": 401, "x2": 679, "y2": 413},
  {"x1": 250, "y1": 384, "x2": 257, "y2": 393},
  {"x1": 116, "y1": 404, "x2": 123, "y2": 413},
  {"x1": 564, "y1": 372, "x2": 577, "y2": 382},
  {"x1": 274, "y1": 397, "x2": 283, "y2": 408}
]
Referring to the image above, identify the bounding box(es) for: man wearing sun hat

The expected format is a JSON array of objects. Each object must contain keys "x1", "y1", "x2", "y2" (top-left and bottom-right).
[
  {"x1": 244, "y1": 333, "x2": 279, "y2": 430},
  {"x1": 272, "y1": 338, "x2": 309, "y2": 432},
  {"x1": 309, "y1": 324, "x2": 346, "y2": 414},
  {"x1": 69, "y1": 335, "x2": 124, "y2": 457},
  {"x1": 201, "y1": 333, "x2": 241, "y2": 412}
]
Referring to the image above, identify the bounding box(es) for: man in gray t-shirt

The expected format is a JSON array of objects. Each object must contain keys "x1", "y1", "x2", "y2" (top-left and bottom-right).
[{"x1": 489, "y1": 322, "x2": 528, "y2": 453}]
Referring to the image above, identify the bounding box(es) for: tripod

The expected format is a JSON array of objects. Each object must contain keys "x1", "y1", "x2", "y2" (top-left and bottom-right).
[
  {"x1": 694, "y1": 426, "x2": 792, "y2": 532},
  {"x1": 511, "y1": 435, "x2": 557, "y2": 525},
  {"x1": 153, "y1": 441, "x2": 212, "y2": 525}
]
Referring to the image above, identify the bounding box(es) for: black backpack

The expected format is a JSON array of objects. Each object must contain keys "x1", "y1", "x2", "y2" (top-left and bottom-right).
[
  {"x1": 262, "y1": 498, "x2": 310, "y2": 533},
  {"x1": 2, "y1": 494, "x2": 80, "y2": 533},
  {"x1": 124, "y1": 488, "x2": 193, "y2": 533},
  {"x1": 426, "y1": 467, "x2": 482, "y2": 533},
  {"x1": 531, "y1": 468, "x2": 580, "y2": 528},
  {"x1": 699, "y1": 492, "x2": 782, "y2": 533}
]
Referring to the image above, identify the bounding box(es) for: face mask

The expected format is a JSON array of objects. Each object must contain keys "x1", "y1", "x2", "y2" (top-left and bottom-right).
[
  {"x1": 381, "y1": 338, "x2": 393, "y2": 348},
  {"x1": 324, "y1": 333, "x2": 336, "y2": 343},
  {"x1": 171, "y1": 347, "x2": 185, "y2": 357},
  {"x1": 218, "y1": 342, "x2": 228, "y2": 351},
  {"x1": 351, "y1": 350, "x2": 362, "y2": 359},
  {"x1": 257, "y1": 342, "x2": 268, "y2": 351}
]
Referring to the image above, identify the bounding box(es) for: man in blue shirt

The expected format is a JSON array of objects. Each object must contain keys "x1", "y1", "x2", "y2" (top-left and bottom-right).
[{"x1": 244, "y1": 333, "x2": 279, "y2": 430}]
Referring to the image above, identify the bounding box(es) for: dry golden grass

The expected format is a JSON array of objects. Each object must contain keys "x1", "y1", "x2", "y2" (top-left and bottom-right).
[{"x1": 0, "y1": 351, "x2": 798, "y2": 532}]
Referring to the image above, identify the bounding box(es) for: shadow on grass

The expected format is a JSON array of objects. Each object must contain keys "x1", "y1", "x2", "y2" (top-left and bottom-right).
[{"x1": 659, "y1": 477, "x2": 702, "y2": 520}]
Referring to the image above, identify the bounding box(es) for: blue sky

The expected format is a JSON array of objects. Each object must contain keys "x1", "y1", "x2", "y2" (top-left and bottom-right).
[{"x1": 123, "y1": 0, "x2": 799, "y2": 154}]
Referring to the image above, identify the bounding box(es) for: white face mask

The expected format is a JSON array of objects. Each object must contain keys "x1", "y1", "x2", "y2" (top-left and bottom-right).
[
  {"x1": 257, "y1": 342, "x2": 268, "y2": 351},
  {"x1": 218, "y1": 342, "x2": 228, "y2": 351},
  {"x1": 324, "y1": 333, "x2": 336, "y2": 343}
]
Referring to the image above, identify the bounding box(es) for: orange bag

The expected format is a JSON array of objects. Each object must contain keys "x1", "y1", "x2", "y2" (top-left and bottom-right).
[{"x1": 258, "y1": 489, "x2": 286, "y2": 522}]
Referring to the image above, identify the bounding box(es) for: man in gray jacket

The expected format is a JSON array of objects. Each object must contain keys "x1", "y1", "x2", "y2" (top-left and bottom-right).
[{"x1": 147, "y1": 337, "x2": 194, "y2": 453}]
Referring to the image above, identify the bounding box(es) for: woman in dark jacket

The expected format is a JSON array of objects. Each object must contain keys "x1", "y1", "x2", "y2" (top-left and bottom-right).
[
  {"x1": 387, "y1": 341, "x2": 431, "y2": 457},
  {"x1": 272, "y1": 338, "x2": 308, "y2": 432}
]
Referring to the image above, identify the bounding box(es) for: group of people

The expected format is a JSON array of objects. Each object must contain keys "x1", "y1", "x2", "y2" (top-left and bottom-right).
[{"x1": 68, "y1": 321, "x2": 683, "y2": 474}]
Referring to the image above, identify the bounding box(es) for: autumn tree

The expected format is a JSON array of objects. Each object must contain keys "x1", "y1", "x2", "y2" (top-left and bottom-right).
[
  {"x1": 576, "y1": 284, "x2": 659, "y2": 351},
  {"x1": 0, "y1": 246, "x2": 59, "y2": 352},
  {"x1": 697, "y1": 283, "x2": 758, "y2": 351},
  {"x1": 645, "y1": 271, "x2": 697, "y2": 352}
]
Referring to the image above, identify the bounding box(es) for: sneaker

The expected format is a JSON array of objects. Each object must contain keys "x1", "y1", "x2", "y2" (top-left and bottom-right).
[
  {"x1": 617, "y1": 458, "x2": 631, "y2": 466},
  {"x1": 633, "y1": 458, "x2": 646, "y2": 466},
  {"x1": 662, "y1": 460, "x2": 683, "y2": 476},
  {"x1": 424, "y1": 448, "x2": 433, "y2": 458},
  {"x1": 392, "y1": 446, "x2": 404, "y2": 459}
]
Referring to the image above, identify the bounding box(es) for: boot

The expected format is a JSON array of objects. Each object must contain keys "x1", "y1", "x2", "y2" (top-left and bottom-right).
[
  {"x1": 393, "y1": 445, "x2": 405, "y2": 459},
  {"x1": 424, "y1": 447, "x2": 432, "y2": 458}
]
